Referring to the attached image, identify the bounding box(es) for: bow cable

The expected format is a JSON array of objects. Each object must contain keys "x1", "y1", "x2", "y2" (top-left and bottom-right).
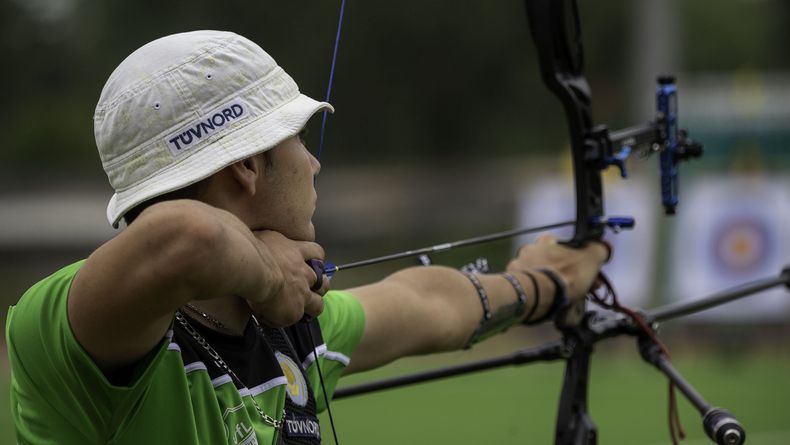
[{"x1": 306, "y1": 1, "x2": 347, "y2": 444}]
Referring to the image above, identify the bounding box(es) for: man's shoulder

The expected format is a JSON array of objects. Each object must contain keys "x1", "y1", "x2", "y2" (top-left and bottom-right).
[
  {"x1": 6, "y1": 260, "x2": 90, "y2": 395},
  {"x1": 12, "y1": 260, "x2": 86, "y2": 309},
  {"x1": 7, "y1": 259, "x2": 86, "y2": 335}
]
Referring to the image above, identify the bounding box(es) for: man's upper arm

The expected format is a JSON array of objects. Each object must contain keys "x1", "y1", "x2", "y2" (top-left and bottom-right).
[{"x1": 67, "y1": 202, "x2": 222, "y2": 371}]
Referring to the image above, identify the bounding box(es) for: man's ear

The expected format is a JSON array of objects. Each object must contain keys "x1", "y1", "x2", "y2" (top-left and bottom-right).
[{"x1": 227, "y1": 156, "x2": 262, "y2": 197}]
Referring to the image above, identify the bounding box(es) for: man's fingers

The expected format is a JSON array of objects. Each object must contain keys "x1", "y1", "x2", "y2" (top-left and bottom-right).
[
  {"x1": 300, "y1": 242, "x2": 325, "y2": 262},
  {"x1": 589, "y1": 240, "x2": 612, "y2": 263},
  {"x1": 254, "y1": 230, "x2": 325, "y2": 261},
  {"x1": 303, "y1": 292, "x2": 324, "y2": 319},
  {"x1": 535, "y1": 234, "x2": 559, "y2": 245},
  {"x1": 316, "y1": 276, "x2": 330, "y2": 296},
  {"x1": 517, "y1": 234, "x2": 557, "y2": 257}
]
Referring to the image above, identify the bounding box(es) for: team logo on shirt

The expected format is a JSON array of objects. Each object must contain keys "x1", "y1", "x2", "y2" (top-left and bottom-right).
[
  {"x1": 234, "y1": 421, "x2": 258, "y2": 445},
  {"x1": 222, "y1": 404, "x2": 259, "y2": 445},
  {"x1": 284, "y1": 415, "x2": 321, "y2": 440},
  {"x1": 276, "y1": 351, "x2": 308, "y2": 407}
]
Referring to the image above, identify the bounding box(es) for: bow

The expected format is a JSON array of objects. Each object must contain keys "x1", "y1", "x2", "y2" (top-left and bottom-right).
[
  {"x1": 313, "y1": 1, "x2": 790, "y2": 444},
  {"x1": 523, "y1": 1, "x2": 707, "y2": 442}
]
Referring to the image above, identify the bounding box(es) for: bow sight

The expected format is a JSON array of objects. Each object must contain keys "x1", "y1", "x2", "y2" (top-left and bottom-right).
[
  {"x1": 597, "y1": 75, "x2": 704, "y2": 215},
  {"x1": 526, "y1": 0, "x2": 702, "y2": 244}
]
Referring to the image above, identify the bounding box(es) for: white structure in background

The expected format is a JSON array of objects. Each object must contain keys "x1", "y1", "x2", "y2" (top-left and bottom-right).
[
  {"x1": 668, "y1": 177, "x2": 790, "y2": 321},
  {"x1": 668, "y1": 69, "x2": 790, "y2": 321},
  {"x1": 0, "y1": 190, "x2": 115, "y2": 249},
  {"x1": 515, "y1": 177, "x2": 658, "y2": 308},
  {"x1": 681, "y1": 71, "x2": 790, "y2": 136}
]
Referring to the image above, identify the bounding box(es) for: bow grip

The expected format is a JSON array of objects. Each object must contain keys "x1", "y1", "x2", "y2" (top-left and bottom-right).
[{"x1": 555, "y1": 238, "x2": 599, "y2": 329}]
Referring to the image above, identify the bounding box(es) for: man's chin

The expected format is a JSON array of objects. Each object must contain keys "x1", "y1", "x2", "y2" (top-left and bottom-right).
[
  {"x1": 304, "y1": 223, "x2": 316, "y2": 242},
  {"x1": 291, "y1": 222, "x2": 316, "y2": 242}
]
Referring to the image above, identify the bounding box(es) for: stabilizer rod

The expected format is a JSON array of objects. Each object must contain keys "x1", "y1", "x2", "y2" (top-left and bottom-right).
[
  {"x1": 648, "y1": 268, "x2": 790, "y2": 323},
  {"x1": 639, "y1": 338, "x2": 746, "y2": 445},
  {"x1": 333, "y1": 341, "x2": 564, "y2": 400}
]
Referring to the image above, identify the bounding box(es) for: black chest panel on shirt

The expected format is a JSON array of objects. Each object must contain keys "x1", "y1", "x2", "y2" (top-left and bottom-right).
[
  {"x1": 260, "y1": 325, "x2": 323, "y2": 445},
  {"x1": 172, "y1": 314, "x2": 325, "y2": 444}
]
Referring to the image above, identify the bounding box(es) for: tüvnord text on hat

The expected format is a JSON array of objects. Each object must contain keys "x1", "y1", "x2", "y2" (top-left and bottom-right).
[{"x1": 165, "y1": 100, "x2": 249, "y2": 156}]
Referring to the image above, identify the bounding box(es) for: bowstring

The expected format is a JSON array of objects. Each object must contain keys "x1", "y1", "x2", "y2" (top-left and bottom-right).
[
  {"x1": 316, "y1": 0, "x2": 346, "y2": 162},
  {"x1": 306, "y1": 322, "x2": 340, "y2": 445},
  {"x1": 307, "y1": 1, "x2": 347, "y2": 443}
]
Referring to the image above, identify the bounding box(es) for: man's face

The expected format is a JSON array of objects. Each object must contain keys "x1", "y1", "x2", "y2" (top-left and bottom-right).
[{"x1": 251, "y1": 134, "x2": 321, "y2": 241}]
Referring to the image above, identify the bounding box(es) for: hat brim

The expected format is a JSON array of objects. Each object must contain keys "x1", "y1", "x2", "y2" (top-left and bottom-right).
[{"x1": 107, "y1": 93, "x2": 333, "y2": 228}]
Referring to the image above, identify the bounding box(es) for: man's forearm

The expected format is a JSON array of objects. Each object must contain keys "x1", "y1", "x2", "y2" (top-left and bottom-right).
[
  {"x1": 385, "y1": 266, "x2": 557, "y2": 350},
  {"x1": 346, "y1": 265, "x2": 558, "y2": 374},
  {"x1": 67, "y1": 199, "x2": 283, "y2": 370},
  {"x1": 171, "y1": 201, "x2": 283, "y2": 305}
]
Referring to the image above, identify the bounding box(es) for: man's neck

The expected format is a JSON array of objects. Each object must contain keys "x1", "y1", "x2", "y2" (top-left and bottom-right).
[{"x1": 185, "y1": 297, "x2": 251, "y2": 336}]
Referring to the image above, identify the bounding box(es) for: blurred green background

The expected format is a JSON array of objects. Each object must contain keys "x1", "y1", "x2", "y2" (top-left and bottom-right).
[{"x1": 2, "y1": 0, "x2": 790, "y2": 443}]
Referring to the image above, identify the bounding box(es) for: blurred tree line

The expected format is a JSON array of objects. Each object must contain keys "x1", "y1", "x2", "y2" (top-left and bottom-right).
[{"x1": 0, "y1": 0, "x2": 788, "y2": 181}]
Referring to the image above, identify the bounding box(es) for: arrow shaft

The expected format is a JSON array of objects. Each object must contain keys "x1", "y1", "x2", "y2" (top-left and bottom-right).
[{"x1": 327, "y1": 220, "x2": 575, "y2": 274}]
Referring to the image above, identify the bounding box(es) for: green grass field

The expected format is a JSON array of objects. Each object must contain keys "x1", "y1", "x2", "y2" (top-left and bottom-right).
[
  {"x1": 316, "y1": 340, "x2": 790, "y2": 445},
  {"x1": 3, "y1": 341, "x2": 789, "y2": 444}
]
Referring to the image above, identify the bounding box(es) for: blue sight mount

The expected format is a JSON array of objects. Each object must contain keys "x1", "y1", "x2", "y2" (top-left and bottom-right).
[{"x1": 596, "y1": 75, "x2": 704, "y2": 215}]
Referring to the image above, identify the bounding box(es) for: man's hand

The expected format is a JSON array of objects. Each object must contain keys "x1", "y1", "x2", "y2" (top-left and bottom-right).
[
  {"x1": 248, "y1": 230, "x2": 328, "y2": 327},
  {"x1": 507, "y1": 234, "x2": 610, "y2": 303}
]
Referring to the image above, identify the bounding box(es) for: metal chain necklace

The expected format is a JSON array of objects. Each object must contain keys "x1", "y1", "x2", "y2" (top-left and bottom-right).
[
  {"x1": 183, "y1": 303, "x2": 231, "y2": 332},
  {"x1": 174, "y1": 311, "x2": 285, "y2": 429}
]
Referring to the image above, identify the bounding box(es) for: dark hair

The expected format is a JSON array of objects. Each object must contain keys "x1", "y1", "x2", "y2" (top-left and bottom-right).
[{"x1": 122, "y1": 177, "x2": 211, "y2": 226}]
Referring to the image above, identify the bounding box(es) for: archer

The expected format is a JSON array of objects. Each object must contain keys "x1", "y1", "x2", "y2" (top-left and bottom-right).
[{"x1": 5, "y1": 30, "x2": 608, "y2": 445}]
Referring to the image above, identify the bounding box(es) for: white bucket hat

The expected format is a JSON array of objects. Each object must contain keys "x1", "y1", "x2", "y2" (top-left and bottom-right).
[{"x1": 94, "y1": 30, "x2": 333, "y2": 227}]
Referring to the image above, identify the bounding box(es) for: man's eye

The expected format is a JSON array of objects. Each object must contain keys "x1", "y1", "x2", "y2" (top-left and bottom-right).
[
  {"x1": 298, "y1": 129, "x2": 319, "y2": 156},
  {"x1": 298, "y1": 128, "x2": 309, "y2": 143}
]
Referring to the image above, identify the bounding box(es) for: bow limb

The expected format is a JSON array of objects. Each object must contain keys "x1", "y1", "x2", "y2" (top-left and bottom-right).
[
  {"x1": 526, "y1": 0, "x2": 604, "y2": 247},
  {"x1": 525, "y1": 1, "x2": 609, "y2": 444}
]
